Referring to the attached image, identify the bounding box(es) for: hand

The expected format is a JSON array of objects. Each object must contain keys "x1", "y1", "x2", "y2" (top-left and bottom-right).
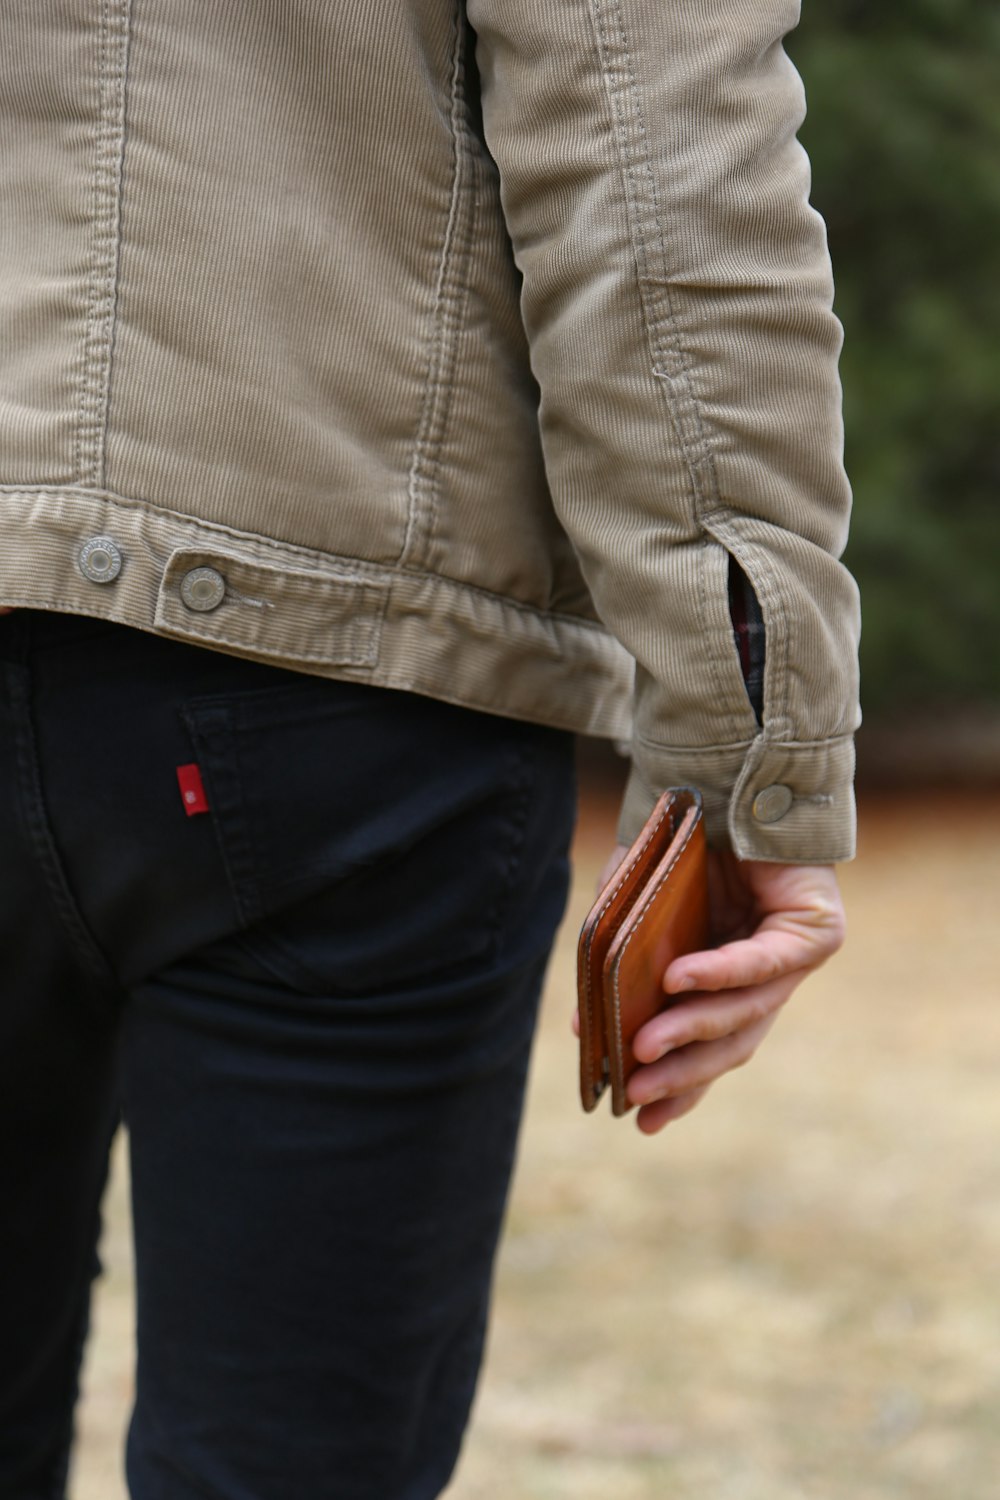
[{"x1": 584, "y1": 846, "x2": 846, "y2": 1134}]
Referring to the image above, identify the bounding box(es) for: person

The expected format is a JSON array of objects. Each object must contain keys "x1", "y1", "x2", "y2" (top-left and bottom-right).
[{"x1": 0, "y1": 2, "x2": 859, "y2": 1497}]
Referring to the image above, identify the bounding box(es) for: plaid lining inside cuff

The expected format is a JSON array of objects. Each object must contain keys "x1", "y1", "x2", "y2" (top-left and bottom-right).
[{"x1": 728, "y1": 557, "x2": 765, "y2": 724}]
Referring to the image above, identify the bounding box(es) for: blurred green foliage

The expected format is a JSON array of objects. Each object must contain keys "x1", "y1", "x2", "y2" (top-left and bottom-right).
[{"x1": 788, "y1": 0, "x2": 1000, "y2": 713}]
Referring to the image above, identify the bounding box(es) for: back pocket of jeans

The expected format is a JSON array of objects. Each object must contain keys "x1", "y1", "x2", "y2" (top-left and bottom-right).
[{"x1": 181, "y1": 678, "x2": 539, "y2": 994}]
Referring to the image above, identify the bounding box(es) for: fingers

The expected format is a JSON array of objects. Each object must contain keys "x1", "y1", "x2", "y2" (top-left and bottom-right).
[
  {"x1": 665, "y1": 890, "x2": 846, "y2": 995},
  {"x1": 633, "y1": 971, "x2": 799, "y2": 1065},
  {"x1": 627, "y1": 1010, "x2": 779, "y2": 1114},
  {"x1": 665, "y1": 924, "x2": 832, "y2": 995},
  {"x1": 583, "y1": 856, "x2": 846, "y2": 1133},
  {"x1": 635, "y1": 1083, "x2": 712, "y2": 1135}
]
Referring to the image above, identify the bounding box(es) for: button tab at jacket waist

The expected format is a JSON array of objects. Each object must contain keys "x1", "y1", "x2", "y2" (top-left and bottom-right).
[
  {"x1": 179, "y1": 566, "x2": 226, "y2": 612},
  {"x1": 155, "y1": 546, "x2": 387, "y2": 668}
]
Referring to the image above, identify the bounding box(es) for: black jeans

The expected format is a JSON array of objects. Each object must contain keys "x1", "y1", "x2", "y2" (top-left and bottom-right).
[{"x1": 0, "y1": 610, "x2": 575, "y2": 1500}]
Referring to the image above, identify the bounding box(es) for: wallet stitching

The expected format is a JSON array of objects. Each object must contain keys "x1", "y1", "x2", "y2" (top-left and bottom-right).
[
  {"x1": 609, "y1": 816, "x2": 700, "y2": 1107},
  {"x1": 580, "y1": 796, "x2": 676, "y2": 1103}
]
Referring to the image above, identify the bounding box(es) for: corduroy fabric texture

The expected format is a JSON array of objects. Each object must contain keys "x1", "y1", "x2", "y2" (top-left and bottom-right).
[{"x1": 0, "y1": 0, "x2": 860, "y2": 860}]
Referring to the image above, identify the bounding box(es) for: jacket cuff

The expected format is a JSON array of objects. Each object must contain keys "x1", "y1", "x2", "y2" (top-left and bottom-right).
[{"x1": 618, "y1": 736, "x2": 857, "y2": 864}]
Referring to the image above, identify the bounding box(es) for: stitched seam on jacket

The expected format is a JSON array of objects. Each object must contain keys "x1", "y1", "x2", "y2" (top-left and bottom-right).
[
  {"x1": 632, "y1": 730, "x2": 853, "y2": 755},
  {"x1": 74, "y1": 0, "x2": 132, "y2": 489},
  {"x1": 157, "y1": 617, "x2": 382, "y2": 669},
  {"x1": 588, "y1": 0, "x2": 719, "y2": 505},
  {"x1": 399, "y1": 12, "x2": 477, "y2": 572},
  {"x1": 588, "y1": 1, "x2": 746, "y2": 727},
  {"x1": 96, "y1": 0, "x2": 134, "y2": 491}
]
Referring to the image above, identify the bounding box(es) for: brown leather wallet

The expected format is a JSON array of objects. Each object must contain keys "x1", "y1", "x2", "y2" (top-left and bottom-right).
[{"x1": 577, "y1": 787, "x2": 710, "y2": 1115}]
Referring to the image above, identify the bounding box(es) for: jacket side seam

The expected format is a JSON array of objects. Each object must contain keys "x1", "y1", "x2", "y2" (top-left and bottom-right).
[
  {"x1": 74, "y1": 0, "x2": 132, "y2": 490},
  {"x1": 398, "y1": 13, "x2": 476, "y2": 571}
]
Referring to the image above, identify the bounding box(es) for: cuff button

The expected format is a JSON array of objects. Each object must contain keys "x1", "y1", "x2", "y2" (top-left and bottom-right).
[{"x1": 752, "y1": 784, "x2": 794, "y2": 823}]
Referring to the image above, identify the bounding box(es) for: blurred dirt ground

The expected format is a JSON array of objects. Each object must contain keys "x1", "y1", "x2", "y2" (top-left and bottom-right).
[{"x1": 70, "y1": 781, "x2": 1000, "y2": 1500}]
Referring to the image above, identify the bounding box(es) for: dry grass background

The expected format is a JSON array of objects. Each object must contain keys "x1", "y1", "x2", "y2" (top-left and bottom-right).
[{"x1": 70, "y1": 780, "x2": 1000, "y2": 1499}]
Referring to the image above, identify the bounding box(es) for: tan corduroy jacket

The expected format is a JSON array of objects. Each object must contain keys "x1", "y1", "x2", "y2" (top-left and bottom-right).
[{"x1": 0, "y1": 0, "x2": 860, "y2": 861}]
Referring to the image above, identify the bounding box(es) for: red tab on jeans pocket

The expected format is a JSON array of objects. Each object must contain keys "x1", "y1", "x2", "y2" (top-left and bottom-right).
[{"x1": 176, "y1": 763, "x2": 209, "y2": 817}]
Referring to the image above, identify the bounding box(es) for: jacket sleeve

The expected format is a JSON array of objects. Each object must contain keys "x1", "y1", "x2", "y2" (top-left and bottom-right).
[{"x1": 466, "y1": 0, "x2": 861, "y2": 862}]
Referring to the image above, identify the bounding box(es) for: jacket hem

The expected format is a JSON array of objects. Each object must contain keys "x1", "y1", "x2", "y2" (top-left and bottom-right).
[{"x1": 0, "y1": 484, "x2": 634, "y2": 741}]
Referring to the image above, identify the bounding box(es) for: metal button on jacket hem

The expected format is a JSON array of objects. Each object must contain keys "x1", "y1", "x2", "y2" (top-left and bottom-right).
[
  {"x1": 180, "y1": 567, "x2": 226, "y2": 613},
  {"x1": 78, "y1": 537, "x2": 123, "y2": 586}
]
